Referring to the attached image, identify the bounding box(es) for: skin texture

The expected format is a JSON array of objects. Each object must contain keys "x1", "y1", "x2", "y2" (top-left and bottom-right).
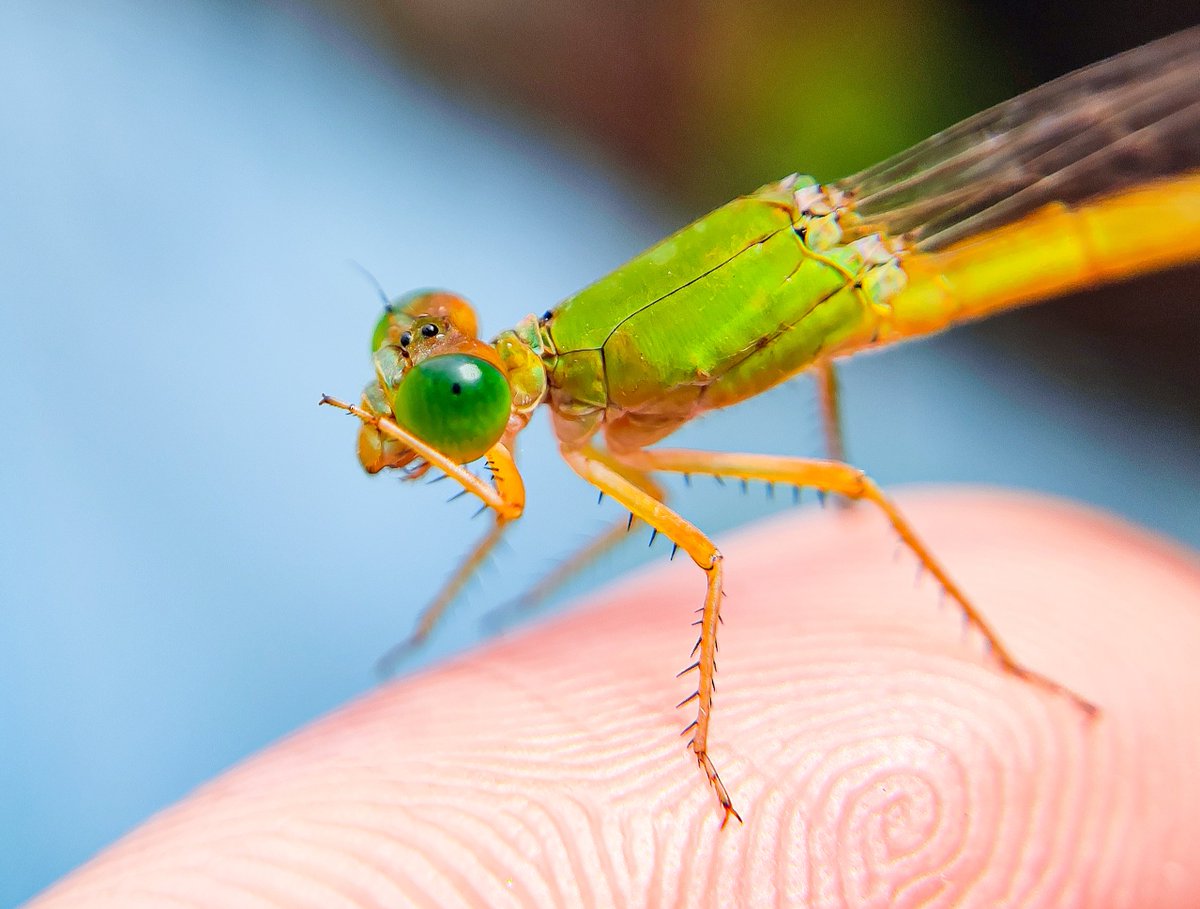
[{"x1": 29, "y1": 490, "x2": 1200, "y2": 908}]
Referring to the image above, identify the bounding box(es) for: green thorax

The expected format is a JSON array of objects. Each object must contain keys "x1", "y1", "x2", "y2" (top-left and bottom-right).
[{"x1": 540, "y1": 176, "x2": 906, "y2": 442}]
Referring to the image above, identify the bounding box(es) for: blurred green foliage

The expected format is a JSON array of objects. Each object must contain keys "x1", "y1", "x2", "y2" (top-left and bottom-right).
[{"x1": 673, "y1": 0, "x2": 1009, "y2": 205}]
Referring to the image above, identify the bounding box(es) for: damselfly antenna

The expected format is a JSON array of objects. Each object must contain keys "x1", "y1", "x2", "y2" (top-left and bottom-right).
[{"x1": 348, "y1": 259, "x2": 393, "y2": 311}]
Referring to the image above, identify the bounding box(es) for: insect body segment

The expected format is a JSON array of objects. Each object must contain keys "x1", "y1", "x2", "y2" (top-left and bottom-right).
[{"x1": 542, "y1": 176, "x2": 909, "y2": 449}]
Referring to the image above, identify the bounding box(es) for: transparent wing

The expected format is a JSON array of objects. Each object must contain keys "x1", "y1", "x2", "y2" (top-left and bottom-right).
[{"x1": 835, "y1": 28, "x2": 1200, "y2": 251}]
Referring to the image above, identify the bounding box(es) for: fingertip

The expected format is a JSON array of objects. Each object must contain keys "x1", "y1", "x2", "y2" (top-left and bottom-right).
[{"x1": 31, "y1": 490, "x2": 1200, "y2": 908}]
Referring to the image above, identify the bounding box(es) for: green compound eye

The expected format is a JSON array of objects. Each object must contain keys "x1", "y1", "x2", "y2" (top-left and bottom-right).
[
  {"x1": 371, "y1": 308, "x2": 399, "y2": 353},
  {"x1": 389, "y1": 354, "x2": 511, "y2": 464}
]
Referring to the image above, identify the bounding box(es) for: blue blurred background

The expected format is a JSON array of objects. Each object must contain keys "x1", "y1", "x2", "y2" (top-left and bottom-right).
[{"x1": 2, "y1": 2, "x2": 1197, "y2": 904}]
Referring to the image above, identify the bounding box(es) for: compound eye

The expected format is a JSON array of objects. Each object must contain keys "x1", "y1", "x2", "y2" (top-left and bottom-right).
[
  {"x1": 389, "y1": 354, "x2": 512, "y2": 464},
  {"x1": 370, "y1": 308, "x2": 398, "y2": 353}
]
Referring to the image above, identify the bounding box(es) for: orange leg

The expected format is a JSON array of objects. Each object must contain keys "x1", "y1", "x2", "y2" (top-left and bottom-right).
[
  {"x1": 486, "y1": 446, "x2": 667, "y2": 630},
  {"x1": 483, "y1": 519, "x2": 630, "y2": 634},
  {"x1": 812, "y1": 360, "x2": 847, "y2": 464},
  {"x1": 320, "y1": 395, "x2": 524, "y2": 520},
  {"x1": 322, "y1": 395, "x2": 527, "y2": 667},
  {"x1": 376, "y1": 517, "x2": 511, "y2": 676},
  {"x1": 559, "y1": 446, "x2": 741, "y2": 827},
  {"x1": 615, "y1": 447, "x2": 1098, "y2": 716}
]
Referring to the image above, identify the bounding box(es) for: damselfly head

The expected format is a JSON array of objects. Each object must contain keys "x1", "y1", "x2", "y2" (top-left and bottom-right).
[
  {"x1": 355, "y1": 290, "x2": 517, "y2": 473},
  {"x1": 370, "y1": 289, "x2": 479, "y2": 353}
]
